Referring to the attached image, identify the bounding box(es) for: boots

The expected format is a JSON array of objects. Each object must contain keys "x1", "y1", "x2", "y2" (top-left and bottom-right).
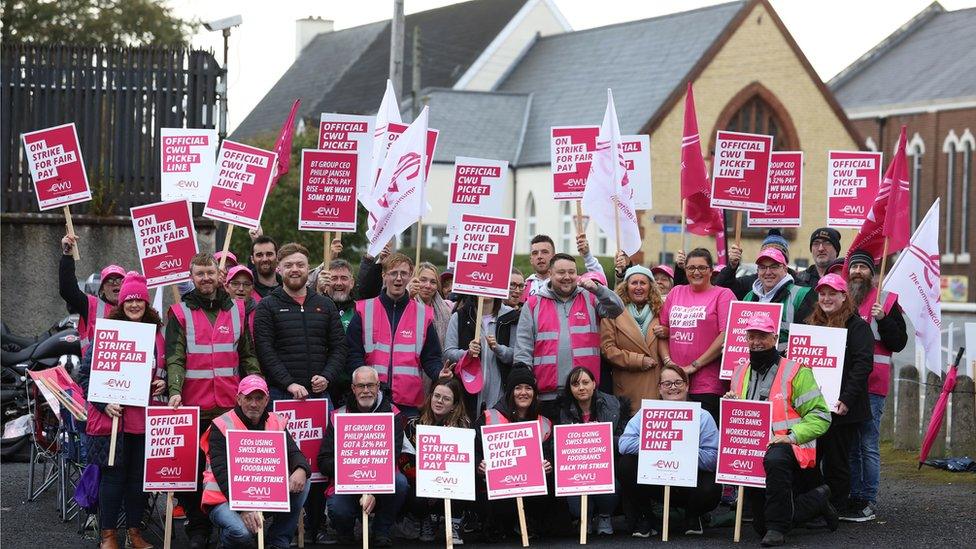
[
  {"x1": 99, "y1": 530, "x2": 120, "y2": 549},
  {"x1": 125, "y1": 528, "x2": 154, "y2": 549}
]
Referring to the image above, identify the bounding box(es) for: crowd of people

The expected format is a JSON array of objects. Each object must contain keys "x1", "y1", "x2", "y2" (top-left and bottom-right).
[{"x1": 58, "y1": 224, "x2": 906, "y2": 548}]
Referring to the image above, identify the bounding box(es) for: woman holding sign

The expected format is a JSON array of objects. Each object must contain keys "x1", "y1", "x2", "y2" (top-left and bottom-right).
[
  {"x1": 803, "y1": 274, "x2": 873, "y2": 512},
  {"x1": 78, "y1": 272, "x2": 165, "y2": 549},
  {"x1": 557, "y1": 366, "x2": 629, "y2": 535}
]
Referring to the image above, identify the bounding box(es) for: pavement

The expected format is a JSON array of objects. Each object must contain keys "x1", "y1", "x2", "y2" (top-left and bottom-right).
[{"x1": 2, "y1": 443, "x2": 973, "y2": 548}]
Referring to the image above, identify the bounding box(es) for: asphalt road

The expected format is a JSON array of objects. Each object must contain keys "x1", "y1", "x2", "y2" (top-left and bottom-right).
[{"x1": 2, "y1": 447, "x2": 973, "y2": 549}]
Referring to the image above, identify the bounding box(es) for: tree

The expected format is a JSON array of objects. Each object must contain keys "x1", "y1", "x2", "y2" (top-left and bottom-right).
[{"x1": 1, "y1": 0, "x2": 194, "y2": 47}]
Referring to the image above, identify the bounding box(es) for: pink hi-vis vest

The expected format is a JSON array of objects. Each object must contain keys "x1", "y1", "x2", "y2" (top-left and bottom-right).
[
  {"x1": 170, "y1": 300, "x2": 245, "y2": 410},
  {"x1": 858, "y1": 289, "x2": 898, "y2": 397},
  {"x1": 482, "y1": 409, "x2": 553, "y2": 441},
  {"x1": 86, "y1": 330, "x2": 165, "y2": 436},
  {"x1": 79, "y1": 295, "x2": 115, "y2": 355},
  {"x1": 355, "y1": 297, "x2": 433, "y2": 408},
  {"x1": 525, "y1": 292, "x2": 601, "y2": 393},
  {"x1": 200, "y1": 410, "x2": 287, "y2": 510}
]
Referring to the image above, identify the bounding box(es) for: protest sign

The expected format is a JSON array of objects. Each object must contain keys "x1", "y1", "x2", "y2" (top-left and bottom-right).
[
  {"x1": 130, "y1": 200, "x2": 198, "y2": 288},
  {"x1": 385, "y1": 122, "x2": 438, "y2": 180},
  {"x1": 636, "y1": 400, "x2": 701, "y2": 487},
  {"x1": 622, "y1": 135, "x2": 652, "y2": 209},
  {"x1": 446, "y1": 157, "x2": 509, "y2": 235},
  {"x1": 87, "y1": 319, "x2": 155, "y2": 407},
  {"x1": 550, "y1": 126, "x2": 599, "y2": 200},
  {"x1": 160, "y1": 128, "x2": 217, "y2": 202},
  {"x1": 481, "y1": 421, "x2": 547, "y2": 499},
  {"x1": 787, "y1": 324, "x2": 847, "y2": 409},
  {"x1": 273, "y1": 399, "x2": 329, "y2": 482},
  {"x1": 748, "y1": 151, "x2": 802, "y2": 227},
  {"x1": 716, "y1": 399, "x2": 772, "y2": 488},
  {"x1": 21, "y1": 123, "x2": 91, "y2": 210},
  {"x1": 415, "y1": 425, "x2": 476, "y2": 501},
  {"x1": 144, "y1": 406, "x2": 200, "y2": 491},
  {"x1": 827, "y1": 151, "x2": 883, "y2": 227},
  {"x1": 226, "y1": 429, "x2": 291, "y2": 511},
  {"x1": 299, "y1": 149, "x2": 359, "y2": 231},
  {"x1": 319, "y1": 113, "x2": 374, "y2": 202},
  {"x1": 452, "y1": 214, "x2": 517, "y2": 299},
  {"x1": 333, "y1": 413, "x2": 395, "y2": 494},
  {"x1": 720, "y1": 302, "x2": 784, "y2": 380},
  {"x1": 203, "y1": 140, "x2": 277, "y2": 229},
  {"x1": 553, "y1": 422, "x2": 615, "y2": 496},
  {"x1": 710, "y1": 131, "x2": 774, "y2": 212}
]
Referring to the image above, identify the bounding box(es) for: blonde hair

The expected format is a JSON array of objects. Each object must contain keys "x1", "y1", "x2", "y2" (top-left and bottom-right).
[{"x1": 615, "y1": 275, "x2": 663, "y2": 316}]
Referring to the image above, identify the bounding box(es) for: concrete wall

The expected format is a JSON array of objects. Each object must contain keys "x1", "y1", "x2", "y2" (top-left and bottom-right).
[{"x1": 1, "y1": 214, "x2": 215, "y2": 335}]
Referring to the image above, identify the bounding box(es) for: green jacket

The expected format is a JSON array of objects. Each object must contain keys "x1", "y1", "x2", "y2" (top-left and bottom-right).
[
  {"x1": 734, "y1": 363, "x2": 831, "y2": 445},
  {"x1": 743, "y1": 282, "x2": 814, "y2": 346}
]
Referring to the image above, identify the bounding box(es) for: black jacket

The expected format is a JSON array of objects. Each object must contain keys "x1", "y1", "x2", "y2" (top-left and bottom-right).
[
  {"x1": 495, "y1": 307, "x2": 521, "y2": 353},
  {"x1": 833, "y1": 313, "x2": 875, "y2": 425},
  {"x1": 59, "y1": 254, "x2": 104, "y2": 321},
  {"x1": 873, "y1": 298, "x2": 908, "y2": 354},
  {"x1": 558, "y1": 390, "x2": 630, "y2": 452},
  {"x1": 356, "y1": 256, "x2": 383, "y2": 300},
  {"x1": 317, "y1": 391, "x2": 403, "y2": 483},
  {"x1": 206, "y1": 407, "x2": 310, "y2": 498},
  {"x1": 253, "y1": 288, "x2": 348, "y2": 392},
  {"x1": 474, "y1": 398, "x2": 554, "y2": 465},
  {"x1": 793, "y1": 264, "x2": 822, "y2": 288}
]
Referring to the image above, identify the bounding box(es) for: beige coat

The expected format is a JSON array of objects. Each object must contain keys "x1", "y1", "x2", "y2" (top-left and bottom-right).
[{"x1": 601, "y1": 310, "x2": 661, "y2": 416}]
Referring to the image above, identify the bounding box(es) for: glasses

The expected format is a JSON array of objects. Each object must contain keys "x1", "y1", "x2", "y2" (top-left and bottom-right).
[
  {"x1": 103, "y1": 277, "x2": 123, "y2": 286},
  {"x1": 658, "y1": 380, "x2": 686, "y2": 389},
  {"x1": 353, "y1": 382, "x2": 379, "y2": 390},
  {"x1": 685, "y1": 265, "x2": 710, "y2": 273},
  {"x1": 386, "y1": 271, "x2": 410, "y2": 280},
  {"x1": 757, "y1": 264, "x2": 784, "y2": 272},
  {"x1": 229, "y1": 281, "x2": 253, "y2": 289},
  {"x1": 431, "y1": 393, "x2": 453, "y2": 403},
  {"x1": 509, "y1": 282, "x2": 526, "y2": 290}
]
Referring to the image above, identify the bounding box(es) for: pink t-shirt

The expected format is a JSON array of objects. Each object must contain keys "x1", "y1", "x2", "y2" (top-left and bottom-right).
[{"x1": 660, "y1": 284, "x2": 735, "y2": 396}]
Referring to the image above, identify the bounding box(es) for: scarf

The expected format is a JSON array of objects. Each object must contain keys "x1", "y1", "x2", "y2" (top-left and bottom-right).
[
  {"x1": 628, "y1": 303, "x2": 653, "y2": 336},
  {"x1": 751, "y1": 274, "x2": 794, "y2": 302}
]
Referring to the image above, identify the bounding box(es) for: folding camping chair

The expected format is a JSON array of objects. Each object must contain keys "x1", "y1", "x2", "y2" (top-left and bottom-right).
[{"x1": 26, "y1": 381, "x2": 62, "y2": 503}]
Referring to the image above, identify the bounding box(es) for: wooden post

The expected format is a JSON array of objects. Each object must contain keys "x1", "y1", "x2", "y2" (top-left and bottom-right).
[
  {"x1": 579, "y1": 494, "x2": 588, "y2": 545},
  {"x1": 575, "y1": 200, "x2": 584, "y2": 235},
  {"x1": 662, "y1": 485, "x2": 671, "y2": 541},
  {"x1": 445, "y1": 498, "x2": 454, "y2": 549},
  {"x1": 298, "y1": 508, "x2": 305, "y2": 548},
  {"x1": 415, "y1": 219, "x2": 423, "y2": 267},
  {"x1": 63, "y1": 206, "x2": 80, "y2": 260},
  {"x1": 107, "y1": 415, "x2": 119, "y2": 466},
  {"x1": 876, "y1": 237, "x2": 890, "y2": 305},
  {"x1": 472, "y1": 298, "x2": 485, "y2": 356},
  {"x1": 361, "y1": 497, "x2": 369, "y2": 549},
  {"x1": 219, "y1": 225, "x2": 235, "y2": 271},
  {"x1": 516, "y1": 496, "x2": 529, "y2": 547},
  {"x1": 733, "y1": 486, "x2": 744, "y2": 542},
  {"x1": 164, "y1": 492, "x2": 174, "y2": 549},
  {"x1": 323, "y1": 231, "x2": 332, "y2": 266},
  {"x1": 734, "y1": 211, "x2": 742, "y2": 248},
  {"x1": 257, "y1": 512, "x2": 264, "y2": 549}
]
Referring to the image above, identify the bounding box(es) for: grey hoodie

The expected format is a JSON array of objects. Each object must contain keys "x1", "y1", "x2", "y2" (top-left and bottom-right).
[{"x1": 513, "y1": 281, "x2": 624, "y2": 398}]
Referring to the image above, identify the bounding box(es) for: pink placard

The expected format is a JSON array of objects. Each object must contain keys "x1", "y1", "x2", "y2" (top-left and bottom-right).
[
  {"x1": 273, "y1": 399, "x2": 329, "y2": 482},
  {"x1": 143, "y1": 406, "x2": 200, "y2": 491},
  {"x1": 333, "y1": 413, "x2": 396, "y2": 494},
  {"x1": 130, "y1": 200, "x2": 198, "y2": 288},
  {"x1": 720, "y1": 302, "x2": 783, "y2": 380},
  {"x1": 827, "y1": 151, "x2": 883, "y2": 227},
  {"x1": 550, "y1": 126, "x2": 599, "y2": 200},
  {"x1": 748, "y1": 151, "x2": 803, "y2": 227},
  {"x1": 203, "y1": 140, "x2": 277, "y2": 229},
  {"x1": 553, "y1": 422, "x2": 615, "y2": 496},
  {"x1": 299, "y1": 150, "x2": 358, "y2": 231},
  {"x1": 385, "y1": 123, "x2": 438, "y2": 180},
  {"x1": 481, "y1": 421, "x2": 547, "y2": 500},
  {"x1": 715, "y1": 399, "x2": 772, "y2": 488},
  {"x1": 452, "y1": 214, "x2": 517, "y2": 299},
  {"x1": 710, "y1": 130, "x2": 774, "y2": 212},
  {"x1": 21, "y1": 123, "x2": 92, "y2": 210},
  {"x1": 226, "y1": 429, "x2": 291, "y2": 511}
]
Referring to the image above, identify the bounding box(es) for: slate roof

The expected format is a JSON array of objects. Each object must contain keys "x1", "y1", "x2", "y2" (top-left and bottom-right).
[
  {"x1": 232, "y1": 0, "x2": 527, "y2": 141},
  {"x1": 830, "y1": 3, "x2": 976, "y2": 111},
  {"x1": 419, "y1": 89, "x2": 532, "y2": 164},
  {"x1": 496, "y1": 1, "x2": 747, "y2": 165}
]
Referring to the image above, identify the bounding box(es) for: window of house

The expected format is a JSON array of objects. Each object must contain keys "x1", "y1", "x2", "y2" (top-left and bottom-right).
[
  {"x1": 907, "y1": 133, "x2": 925, "y2": 230},
  {"x1": 943, "y1": 130, "x2": 960, "y2": 261},
  {"x1": 960, "y1": 130, "x2": 974, "y2": 262},
  {"x1": 526, "y1": 193, "x2": 537, "y2": 239},
  {"x1": 560, "y1": 201, "x2": 573, "y2": 252},
  {"x1": 425, "y1": 224, "x2": 449, "y2": 254}
]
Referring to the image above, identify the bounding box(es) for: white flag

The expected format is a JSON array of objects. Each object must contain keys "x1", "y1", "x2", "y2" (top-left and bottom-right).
[
  {"x1": 365, "y1": 107, "x2": 429, "y2": 257},
  {"x1": 582, "y1": 89, "x2": 642, "y2": 256},
  {"x1": 883, "y1": 199, "x2": 942, "y2": 375},
  {"x1": 371, "y1": 79, "x2": 404, "y2": 186}
]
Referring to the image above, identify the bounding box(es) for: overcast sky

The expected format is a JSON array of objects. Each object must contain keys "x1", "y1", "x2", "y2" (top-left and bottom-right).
[{"x1": 166, "y1": 0, "x2": 975, "y2": 132}]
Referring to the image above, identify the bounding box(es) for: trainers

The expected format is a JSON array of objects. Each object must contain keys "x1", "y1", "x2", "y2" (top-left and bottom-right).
[
  {"x1": 393, "y1": 515, "x2": 420, "y2": 540},
  {"x1": 596, "y1": 514, "x2": 613, "y2": 535},
  {"x1": 172, "y1": 504, "x2": 186, "y2": 520},
  {"x1": 420, "y1": 515, "x2": 436, "y2": 542},
  {"x1": 461, "y1": 509, "x2": 480, "y2": 534},
  {"x1": 450, "y1": 519, "x2": 465, "y2": 545},
  {"x1": 315, "y1": 527, "x2": 338, "y2": 545},
  {"x1": 839, "y1": 500, "x2": 876, "y2": 523},
  {"x1": 374, "y1": 535, "x2": 393, "y2": 547},
  {"x1": 684, "y1": 516, "x2": 704, "y2": 535},
  {"x1": 761, "y1": 530, "x2": 786, "y2": 546},
  {"x1": 632, "y1": 517, "x2": 657, "y2": 538}
]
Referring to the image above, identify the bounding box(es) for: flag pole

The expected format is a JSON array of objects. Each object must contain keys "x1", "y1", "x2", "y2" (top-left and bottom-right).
[
  {"x1": 875, "y1": 237, "x2": 890, "y2": 305},
  {"x1": 219, "y1": 225, "x2": 234, "y2": 271},
  {"x1": 734, "y1": 210, "x2": 742, "y2": 248},
  {"x1": 613, "y1": 196, "x2": 622, "y2": 254},
  {"x1": 415, "y1": 219, "x2": 423, "y2": 267},
  {"x1": 575, "y1": 200, "x2": 584, "y2": 235}
]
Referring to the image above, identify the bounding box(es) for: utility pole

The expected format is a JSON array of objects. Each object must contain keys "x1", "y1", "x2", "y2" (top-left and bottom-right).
[
  {"x1": 411, "y1": 27, "x2": 422, "y2": 119},
  {"x1": 389, "y1": 0, "x2": 405, "y2": 96}
]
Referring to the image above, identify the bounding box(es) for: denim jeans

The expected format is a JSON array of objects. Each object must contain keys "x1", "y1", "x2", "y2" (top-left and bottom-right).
[
  {"x1": 849, "y1": 393, "x2": 885, "y2": 504},
  {"x1": 328, "y1": 472, "x2": 409, "y2": 538},
  {"x1": 567, "y1": 490, "x2": 619, "y2": 519},
  {"x1": 98, "y1": 433, "x2": 146, "y2": 530},
  {"x1": 208, "y1": 480, "x2": 310, "y2": 548}
]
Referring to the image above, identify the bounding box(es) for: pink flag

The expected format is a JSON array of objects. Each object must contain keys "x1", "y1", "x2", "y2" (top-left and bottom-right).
[
  {"x1": 847, "y1": 125, "x2": 911, "y2": 262},
  {"x1": 681, "y1": 83, "x2": 724, "y2": 236},
  {"x1": 269, "y1": 99, "x2": 301, "y2": 191}
]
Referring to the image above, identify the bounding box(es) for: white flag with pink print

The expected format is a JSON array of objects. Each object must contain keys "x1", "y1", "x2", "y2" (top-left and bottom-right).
[
  {"x1": 365, "y1": 107, "x2": 429, "y2": 257},
  {"x1": 582, "y1": 89, "x2": 642, "y2": 256},
  {"x1": 371, "y1": 79, "x2": 404, "y2": 183}
]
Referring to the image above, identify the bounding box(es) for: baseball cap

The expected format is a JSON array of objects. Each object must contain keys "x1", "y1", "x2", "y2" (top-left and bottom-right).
[
  {"x1": 100, "y1": 265, "x2": 126, "y2": 286},
  {"x1": 456, "y1": 352, "x2": 483, "y2": 394},
  {"x1": 756, "y1": 248, "x2": 787, "y2": 266},
  {"x1": 816, "y1": 273, "x2": 848, "y2": 294},
  {"x1": 226, "y1": 265, "x2": 254, "y2": 282},
  {"x1": 744, "y1": 314, "x2": 777, "y2": 334},
  {"x1": 237, "y1": 374, "x2": 268, "y2": 396},
  {"x1": 650, "y1": 265, "x2": 674, "y2": 280},
  {"x1": 579, "y1": 270, "x2": 608, "y2": 286},
  {"x1": 213, "y1": 251, "x2": 238, "y2": 267}
]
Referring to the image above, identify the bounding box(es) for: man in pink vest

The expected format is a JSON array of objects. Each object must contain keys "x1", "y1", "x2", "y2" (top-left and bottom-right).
[
  {"x1": 843, "y1": 249, "x2": 907, "y2": 523},
  {"x1": 59, "y1": 233, "x2": 124, "y2": 354},
  {"x1": 165, "y1": 252, "x2": 261, "y2": 549},
  {"x1": 514, "y1": 253, "x2": 623, "y2": 420},
  {"x1": 346, "y1": 253, "x2": 449, "y2": 416}
]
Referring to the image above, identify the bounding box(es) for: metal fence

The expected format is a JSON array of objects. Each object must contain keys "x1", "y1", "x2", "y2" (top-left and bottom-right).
[{"x1": 1, "y1": 44, "x2": 221, "y2": 214}]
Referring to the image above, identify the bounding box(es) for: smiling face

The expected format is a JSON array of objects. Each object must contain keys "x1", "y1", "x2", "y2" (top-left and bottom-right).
[
  {"x1": 685, "y1": 257, "x2": 711, "y2": 289},
  {"x1": 328, "y1": 266, "x2": 354, "y2": 301},
  {"x1": 549, "y1": 258, "x2": 578, "y2": 297},
  {"x1": 757, "y1": 259, "x2": 786, "y2": 292},
  {"x1": 122, "y1": 299, "x2": 146, "y2": 321},
  {"x1": 627, "y1": 274, "x2": 652, "y2": 306},
  {"x1": 415, "y1": 267, "x2": 439, "y2": 304},
  {"x1": 818, "y1": 286, "x2": 847, "y2": 314},
  {"x1": 251, "y1": 242, "x2": 277, "y2": 276},
  {"x1": 278, "y1": 252, "x2": 309, "y2": 292},
  {"x1": 191, "y1": 263, "x2": 219, "y2": 297},
  {"x1": 658, "y1": 368, "x2": 688, "y2": 401},
  {"x1": 848, "y1": 262, "x2": 873, "y2": 286},
  {"x1": 429, "y1": 384, "x2": 456, "y2": 419},
  {"x1": 512, "y1": 383, "x2": 535, "y2": 412},
  {"x1": 530, "y1": 241, "x2": 554, "y2": 276},
  {"x1": 226, "y1": 272, "x2": 253, "y2": 300},
  {"x1": 352, "y1": 368, "x2": 379, "y2": 410},
  {"x1": 746, "y1": 329, "x2": 777, "y2": 352},
  {"x1": 383, "y1": 260, "x2": 412, "y2": 300}
]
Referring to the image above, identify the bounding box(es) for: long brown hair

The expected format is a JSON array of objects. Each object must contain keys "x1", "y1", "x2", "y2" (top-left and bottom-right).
[
  {"x1": 108, "y1": 301, "x2": 162, "y2": 328},
  {"x1": 615, "y1": 275, "x2": 663, "y2": 316},
  {"x1": 419, "y1": 378, "x2": 470, "y2": 428},
  {"x1": 805, "y1": 294, "x2": 855, "y2": 328}
]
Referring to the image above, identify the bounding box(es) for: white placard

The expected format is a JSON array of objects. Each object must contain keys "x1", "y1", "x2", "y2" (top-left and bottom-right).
[
  {"x1": 160, "y1": 128, "x2": 218, "y2": 202},
  {"x1": 622, "y1": 135, "x2": 652, "y2": 209},
  {"x1": 636, "y1": 399, "x2": 701, "y2": 488},
  {"x1": 446, "y1": 157, "x2": 509, "y2": 235},
  {"x1": 415, "y1": 425, "x2": 476, "y2": 501},
  {"x1": 787, "y1": 324, "x2": 847, "y2": 409},
  {"x1": 86, "y1": 319, "x2": 155, "y2": 406}
]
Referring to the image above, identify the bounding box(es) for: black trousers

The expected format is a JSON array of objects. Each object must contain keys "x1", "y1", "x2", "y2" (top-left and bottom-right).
[
  {"x1": 747, "y1": 443, "x2": 826, "y2": 535},
  {"x1": 817, "y1": 422, "x2": 856, "y2": 508},
  {"x1": 617, "y1": 454, "x2": 721, "y2": 528},
  {"x1": 99, "y1": 433, "x2": 147, "y2": 530},
  {"x1": 689, "y1": 393, "x2": 721, "y2": 425},
  {"x1": 181, "y1": 417, "x2": 213, "y2": 538}
]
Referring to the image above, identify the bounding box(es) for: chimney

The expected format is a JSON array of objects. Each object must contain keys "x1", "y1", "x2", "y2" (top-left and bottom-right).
[{"x1": 296, "y1": 16, "x2": 334, "y2": 58}]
